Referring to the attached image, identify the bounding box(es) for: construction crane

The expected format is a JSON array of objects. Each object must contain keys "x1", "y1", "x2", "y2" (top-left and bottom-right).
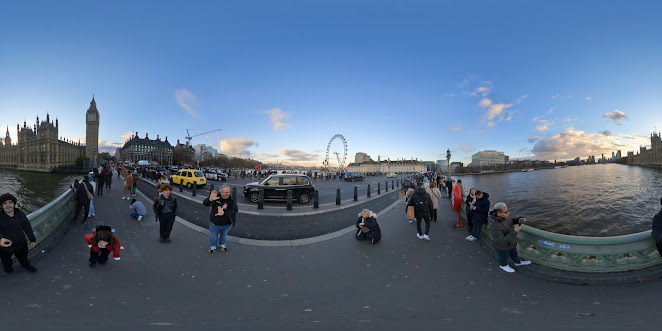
[{"x1": 185, "y1": 128, "x2": 222, "y2": 144}]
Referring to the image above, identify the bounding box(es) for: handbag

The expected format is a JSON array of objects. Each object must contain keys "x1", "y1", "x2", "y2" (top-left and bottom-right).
[{"x1": 82, "y1": 183, "x2": 94, "y2": 201}]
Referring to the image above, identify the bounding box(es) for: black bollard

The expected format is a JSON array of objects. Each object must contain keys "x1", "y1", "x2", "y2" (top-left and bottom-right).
[
  {"x1": 258, "y1": 189, "x2": 264, "y2": 209},
  {"x1": 378, "y1": 183, "x2": 381, "y2": 194},
  {"x1": 392, "y1": 180, "x2": 394, "y2": 190},
  {"x1": 336, "y1": 188, "x2": 341, "y2": 205},
  {"x1": 192, "y1": 182, "x2": 197, "y2": 197},
  {"x1": 353, "y1": 186, "x2": 358, "y2": 201},
  {"x1": 367, "y1": 184, "x2": 371, "y2": 198},
  {"x1": 232, "y1": 187, "x2": 237, "y2": 199},
  {"x1": 179, "y1": 181, "x2": 183, "y2": 192},
  {"x1": 287, "y1": 190, "x2": 293, "y2": 210},
  {"x1": 385, "y1": 181, "x2": 388, "y2": 192},
  {"x1": 313, "y1": 190, "x2": 319, "y2": 209}
]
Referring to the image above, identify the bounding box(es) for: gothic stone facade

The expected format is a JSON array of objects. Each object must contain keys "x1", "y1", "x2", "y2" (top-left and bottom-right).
[{"x1": 628, "y1": 132, "x2": 662, "y2": 166}]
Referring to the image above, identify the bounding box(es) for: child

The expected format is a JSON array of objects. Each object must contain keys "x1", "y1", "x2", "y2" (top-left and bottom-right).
[{"x1": 84, "y1": 226, "x2": 121, "y2": 268}]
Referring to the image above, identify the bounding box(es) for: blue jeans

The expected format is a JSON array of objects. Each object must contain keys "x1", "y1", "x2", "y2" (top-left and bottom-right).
[
  {"x1": 209, "y1": 223, "x2": 232, "y2": 247},
  {"x1": 471, "y1": 222, "x2": 483, "y2": 238},
  {"x1": 130, "y1": 212, "x2": 141, "y2": 219},
  {"x1": 88, "y1": 201, "x2": 95, "y2": 216},
  {"x1": 496, "y1": 247, "x2": 521, "y2": 266}
]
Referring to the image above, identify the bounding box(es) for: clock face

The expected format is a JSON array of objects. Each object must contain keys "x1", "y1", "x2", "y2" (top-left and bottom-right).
[{"x1": 88, "y1": 114, "x2": 95, "y2": 121}]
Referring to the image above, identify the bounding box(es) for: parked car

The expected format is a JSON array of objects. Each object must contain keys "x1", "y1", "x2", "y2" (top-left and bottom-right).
[
  {"x1": 203, "y1": 168, "x2": 228, "y2": 181},
  {"x1": 243, "y1": 174, "x2": 315, "y2": 204},
  {"x1": 386, "y1": 173, "x2": 398, "y2": 178},
  {"x1": 169, "y1": 169, "x2": 207, "y2": 189},
  {"x1": 344, "y1": 172, "x2": 365, "y2": 182}
]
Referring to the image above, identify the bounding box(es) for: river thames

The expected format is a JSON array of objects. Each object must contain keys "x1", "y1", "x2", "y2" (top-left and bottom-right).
[{"x1": 0, "y1": 168, "x2": 78, "y2": 214}]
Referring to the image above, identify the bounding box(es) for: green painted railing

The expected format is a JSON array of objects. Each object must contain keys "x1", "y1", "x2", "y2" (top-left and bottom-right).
[
  {"x1": 459, "y1": 196, "x2": 662, "y2": 273},
  {"x1": 28, "y1": 188, "x2": 76, "y2": 245}
]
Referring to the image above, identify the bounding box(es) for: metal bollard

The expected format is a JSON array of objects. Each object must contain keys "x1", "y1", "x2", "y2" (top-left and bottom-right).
[
  {"x1": 367, "y1": 184, "x2": 371, "y2": 198},
  {"x1": 392, "y1": 180, "x2": 394, "y2": 190},
  {"x1": 313, "y1": 190, "x2": 319, "y2": 209},
  {"x1": 192, "y1": 182, "x2": 197, "y2": 197},
  {"x1": 258, "y1": 189, "x2": 264, "y2": 209},
  {"x1": 378, "y1": 183, "x2": 381, "y2": 194},
  {"x1": 232, "y1": 187, "x2": 237, "y2": 199},
  {"x1": 287, "y1": 190, "x2": 293, "y2": 210},
  {"x1": 354, "y1": 186, "x2": 358, "y2": 201},
  {"x1": 385, "y1": 181, "x2": 388, "y2": 192},
  {"x1": 179, "y1": 181, "x2": 183, "y2": 192},
  {"x1": 336, "y1": 188, "x2": 341, "y2": 205}
]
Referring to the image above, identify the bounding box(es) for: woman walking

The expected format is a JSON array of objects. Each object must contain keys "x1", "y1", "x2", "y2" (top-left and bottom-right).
[{"x1": 425, "y1": 180, "x2": 442, "y2": 222}]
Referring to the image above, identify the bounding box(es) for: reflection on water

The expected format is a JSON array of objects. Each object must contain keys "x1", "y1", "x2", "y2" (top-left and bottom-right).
[
  {"x1": 0, "y1": 168, "x2": 81, "y2": 214},
  {"x1": 455, "y1": 164, "x2": 662, "y2": 236}
]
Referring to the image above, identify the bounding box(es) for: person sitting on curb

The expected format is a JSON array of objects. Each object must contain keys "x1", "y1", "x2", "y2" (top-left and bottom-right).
[
  {"x1": 355, "y1": 209, "x2": 381, "y2": 244},
  {"x1": 652, "y1": 197, "x2": 662, "y2": 257},
  {"x1": 129, "y1": 199, "x2": 146, "y2": 221},
  {"x1": 84, "y1": 225, "x2": 121, "y2": 268},
  {"x1": 0, "y1": 193, "x2": 38, "y2": 273},
  {"x1": 488, "y1": 202, "x2": 531, "y2": 273}
]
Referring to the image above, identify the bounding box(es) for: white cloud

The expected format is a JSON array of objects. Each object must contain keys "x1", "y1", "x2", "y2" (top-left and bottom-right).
[
  {"x1": 449, "y1": 125, "x2": 460, "y2": 131},
  {"x1": 121, "y1": 131, "x2": 134, "y2": 140},
  {"x1": 266, "y1": 108, "x2": 290, "y2": 131},
  {"x1": 548, "y1": 107, "x2": 555, "y2": 114},
  {"x1": 530, "y1": 128, "x2": 649, "y2": 161},
  {"x1": 487, "y1": 122, "x2": 495, "y2": 127},
  {"x1": 536, "y1": 125, "x2": 549, "y2": 132},
  {"x1": 218, "y1": 137, "x2": 255, "y2": 157},
  {"x1": 468, "y1": 81, "x2": 494, "y2": 97},
  {"x1": 551, "y1": 94, "x2": 559, "y2": 100},
  {"x1": 515, "y1": 94, "x2": 528, "y2": 104},
  {"x1": 585, "y1": 97, "x2": 592, "y2": 101},
  {"x1": 175, "y1": 89, "x2": 199, "y2": 118},
  {"x1": 603, "y1": 110, "x2": 629, "y2": 122}
]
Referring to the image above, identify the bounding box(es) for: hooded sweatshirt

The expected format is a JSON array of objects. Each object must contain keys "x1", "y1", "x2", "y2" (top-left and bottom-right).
[{"x1": 473, "y1": 192, "x2": 490, "y2": 224}]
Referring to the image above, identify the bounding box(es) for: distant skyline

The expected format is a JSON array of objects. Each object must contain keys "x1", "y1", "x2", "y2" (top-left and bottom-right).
[{"x1": 1, "y1": 1, "x2": 661, "y2": 167}]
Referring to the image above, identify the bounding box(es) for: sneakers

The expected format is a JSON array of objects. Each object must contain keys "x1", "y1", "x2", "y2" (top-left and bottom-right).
[
  {"x1": 422, "y1": 234, "x2": 430, "y2": 240},
  {"x1": 416, "y1": 233, "x2": 424, "y2": 240},
  {"x1": 165, "y1": 238, "x2": 171, "y2": 243},
  {"x1": 121, "y1": 197, "x2": 126, "y2": 200},
  {"x1": 515, "y1": 260, "x2": 531, "y2": 266},
  {"x1": 371, "y1": 238, "x2": 375, "y2": 244},
  {"x1": 465, "y1": 235, "x2": 476, "y2": 241},
  {"x1": 500, "y1": 265, "x2": 516, "y2": 273},
  {"x1": 219, "y1": 245, "x2": 228, "y2": 252},
  {"x1": 209, "y1": 246, "x2": 216, "y2": 253},
  {"x1": 137, "y1": 215, "x2": 143, "y2": 221},
  {"x1": 408, "y1": 220, "x2": 413, "y2": 224}
]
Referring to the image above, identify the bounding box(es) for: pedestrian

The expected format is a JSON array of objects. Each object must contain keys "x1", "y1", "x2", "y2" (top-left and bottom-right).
[
  {"x1": 105, "y1": 167, "x2": 112, "y2": 190},
  {"x1": 131, "y1": 170, "x2": 139, "y2": 196},
  {"x1": 488, "y1": 202, "x2": 531, "y2": 273},
  {"x1": 157, "y1": 175, "x2": 169, "y2": 193},
  {"x1": 425, "y1": 180, "x2": 441, "y2": 222},
  {"x1": 84, "y1": 225, "x2": 121, "y2": 268},
  {"x1": 652, "y1": 197, "x2": 662, "y2": 257},
  {"x1": 129, "y1": 199, "x2": 146, "y2": 221},
  {"x1": 153, "y1": 184, "x2": 177, "y2": 243},
  {"x1": 202, "y1": 185, "x2": 238, "y2": 253},
  {"x1": 97, "y1": 168, "x2": 105, "y2": 196},
  {"x1": 465, "y1": 188, "x2": 477, "y2": 233},
  {"x1": 122, "y1": 169, "x2": 133, "y2": 200},
  {"x1": 407, "y1": 182, "x2": 434, "y2": 240},
  {"x1": 88, "y1": 173, "x2": 97, "y2": 217},
  {"x1": 0, "y1": 193, "x2": 38, "y2": 273},
  {"x1": 466, "y1": 190, "x2": 490, "y2": 241},
  {"x1": 446, "y1": 177, "x2": 452, "y2": 198},
  {"x1": 405, "y1": 185, "x2": 416, "y2": 224},
  {"x1": 355, "y1": 209, "x2": 381, "y2": 244},
  {"x1": 74, "y1": 176, "x2": 94, "y2": 223}
]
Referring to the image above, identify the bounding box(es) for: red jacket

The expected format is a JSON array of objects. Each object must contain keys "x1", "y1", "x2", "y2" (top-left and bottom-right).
[{"x1": 84, "y1": 233, "x2": 121, "y2": 258}]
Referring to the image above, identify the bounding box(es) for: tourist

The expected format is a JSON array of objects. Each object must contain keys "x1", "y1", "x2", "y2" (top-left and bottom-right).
[
  {"x1": 0, "y1": 193, "x2": 37, "y2": 273},
  {"x1": 464, "y1": 188, "x2": 477, "y2": 234},
  {"x1": 74, "y1": 176, "x2": 94, "y2": 223},
  {"x1": 355, "y1": 209, "x2": 381, "y2": 244},
  {"x1": 88, "y1": 173, "x2": 97, "y2": 217},
  {"x1": 456, "y1": 179, "x2": 464, "y2": 197},
  {"x1": 122, "y1": 169, "x2": 133, "y2": 200},
  {"x1": 153, "y1": 184, "x2": 177, "y2": 243},
  {"x1": 446, "y1": 177, "x2": 452, "y2": 198},
  {"x1": 157, "y1": 175, "x2": 169, "y2": 193},
  {"x1": 425, "y1": 180, "x2": 442, "y2": 222},
  {"x1": 129, "y1": 198, "x2": 146, "y2": 221},
  {"x1": 131, "y1": 170, "x2": 139, "y2": 196},
  {"x1": 488, "y1": 202, "x2": 531, "y2": 273},
  {"x1": 652, "y1": 197, "x2": 662, "y2": 257},
  {"x1": 407, "y1": 182, "x2": 434, "y2": 240},
  {"x1": 405, "y1": 185, "x2": 415, "y2": 224},
  {"x1": 202, "y1": 185, "x2": 238, "y2": 253},
  {"x1": 105, "y1": 167, "x2": 112, "y2": 190},
  {"x1": 466, "y1": 190, "x2": 490, "y2": 241},
  {"x1": 97, "y1": 168, "x2": 105, "y2": 196},
  {"x1": 84, "y1": 225, "x2": 121, "y2": 268}
]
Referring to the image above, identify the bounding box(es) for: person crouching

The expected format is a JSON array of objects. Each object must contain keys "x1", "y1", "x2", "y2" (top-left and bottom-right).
[
  {"x1": 355, "y1": 209, "x2": 381, "y2": 244},
  {"x1": 84, "y1": 225, "x2": 121, "y2": 268}
]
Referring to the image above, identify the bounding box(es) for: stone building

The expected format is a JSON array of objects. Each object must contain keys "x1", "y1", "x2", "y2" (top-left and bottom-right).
[
  {"x1": 628, "y1": 132, "x2": 662, "y2": 166},
  {"x1": 471, "y1": 150, "x2": 508, "y2": 167},
  {"x1": 346, "y1": 153, "x2": 426, "y2": 174},
  {"x1": 119, "y1": 132, "x2": 174, "y2": 165},
  {"x1": 0, "y1": 98, "x2": 98, "y2": 172}
]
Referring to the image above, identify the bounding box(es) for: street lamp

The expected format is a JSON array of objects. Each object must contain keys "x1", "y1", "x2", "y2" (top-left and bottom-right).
[{"x1": 446, "y1": 148, "x2": 451, "y2": 179}]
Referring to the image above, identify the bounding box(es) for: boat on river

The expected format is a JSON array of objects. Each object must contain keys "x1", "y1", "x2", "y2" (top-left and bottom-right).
[{"x1": 521, "y1": 168, "x2": 535, "y2": 172}]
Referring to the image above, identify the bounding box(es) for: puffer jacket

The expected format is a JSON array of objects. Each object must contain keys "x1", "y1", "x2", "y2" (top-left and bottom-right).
[
  {"x1": 355, "y1": 211, "x2": 381, "y2": 241},
  {"x1": 488, "y1": 210, "x2": 520, "y2": 250}
]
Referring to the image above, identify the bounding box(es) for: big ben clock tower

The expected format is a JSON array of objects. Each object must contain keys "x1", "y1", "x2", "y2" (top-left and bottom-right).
[{"x1": 85, "y1": 97, "x2": 100, "y2": 159}]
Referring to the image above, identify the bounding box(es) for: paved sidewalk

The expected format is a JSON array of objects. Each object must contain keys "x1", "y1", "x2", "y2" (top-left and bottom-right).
[{"x1": 1, "y1": 179, "x2": 661, "y2": 329}]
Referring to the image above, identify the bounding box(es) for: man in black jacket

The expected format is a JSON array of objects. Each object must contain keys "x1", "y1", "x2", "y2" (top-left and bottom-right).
[
  {"x1": 73, "y1": 176, "x2": 94, "y2": 223},
  {"x1": 203, "y1": 185, "x2": 238, "y2": 253},
  {"x1": 407, "y1": 183, "x2": 434, "y2": 240},
  {"x1": 0, "y1": 193, "x2": 37, "y2": 273},
  {"x1": 652, "y1": 197, "x2": 662, "y2": 257}
]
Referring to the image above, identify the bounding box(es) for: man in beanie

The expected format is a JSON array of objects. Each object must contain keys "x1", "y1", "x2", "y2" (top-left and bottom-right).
[
  {"x1": 652, "y1": 197, "x2": 662, "y2": 257},
  {"x1": 0, "y1": 193, "x2": 37, "y2": 273}
]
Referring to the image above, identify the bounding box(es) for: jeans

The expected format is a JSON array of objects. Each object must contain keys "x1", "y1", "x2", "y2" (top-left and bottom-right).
[
  {"x1": 158, "y1": 213, "x2": 175, "y2": 239},
  {"x1": 97, "y1": 181, "x2": 104, "y2": 196},
  {"x1": 88, "y1": 201, "x2": 95, "y2": 216},
  {"x1": 416, "y1": 215, "x2": 430, "y2": 235},
  {"x1": 0, "y1": 241, "x2": 31, "y2": 268},
  {"x1": 74, "y1": 200, "x2": 90, "y2": 223},
  {"x1": 130, "y1": 212, "x2": 142, "y2": 219},
  {"x1": 89, "y1": 248, "x2": 111, "y2": 265},
  {"x1": 471, "y1": 222, "x2": 484, "y2": 238},
  {"x1": 356, "y1": 231, "x2": 377, "y2": 242},
  {"x1": 496, "y1": 247, "x2": 522, "y2": 266},
  {"x1": 209, "y1": 223, "x2": 232, "y2": 247}
]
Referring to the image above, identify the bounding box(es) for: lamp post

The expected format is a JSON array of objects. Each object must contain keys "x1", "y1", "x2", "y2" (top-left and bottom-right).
[
  {"x1": 93, "y1": 148, "x2": 98, "y2": 168},
  {"x1": 446, "y1": 148, "x2": 451, "y2": 180}
]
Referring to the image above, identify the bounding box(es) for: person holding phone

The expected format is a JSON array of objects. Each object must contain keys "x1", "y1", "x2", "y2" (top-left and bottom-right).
[
  {"x1": 0, "y1": 193, "x2": 37, "y2": 273},
  {"x1": 202, "y1": 185, "x2": 238, "y2": 253},
  {"x1": 488, "y1": 202, "x2": 531, "y2": 273}
]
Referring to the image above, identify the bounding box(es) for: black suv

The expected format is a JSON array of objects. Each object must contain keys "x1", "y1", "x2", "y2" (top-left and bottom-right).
[
  {"x1": 344, "y1": 172, "x2": 365, "y2": 182},
  {"x1": 243, "y1": 174, "x2": 315, "y2": 204}
]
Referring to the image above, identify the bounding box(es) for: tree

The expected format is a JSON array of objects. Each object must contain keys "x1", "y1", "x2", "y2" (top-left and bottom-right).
[{"x1": 173, "y1": 145, "x2": 195, "y2": 165}]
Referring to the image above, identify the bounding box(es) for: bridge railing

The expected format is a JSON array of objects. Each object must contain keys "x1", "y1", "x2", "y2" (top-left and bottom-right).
[{"x1": 27, "y1": 188, "x2": 76, "y2": 245}]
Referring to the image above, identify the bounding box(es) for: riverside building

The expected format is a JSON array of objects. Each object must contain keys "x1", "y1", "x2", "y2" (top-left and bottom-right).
[
  {"x1": 471, "y1": 150, "x2": 509, "y2": 167},
  {"x1": 627, "y1": 132, "x2": 662, "y2": 166},
  {"x1": 346, "y1": 153, "x2": 426, "y2": 173},
  {"x1": 119, "y1": 132, "x2": 174, "y2": 165}
]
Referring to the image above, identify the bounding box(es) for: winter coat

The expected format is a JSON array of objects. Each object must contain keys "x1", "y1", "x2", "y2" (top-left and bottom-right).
[
  {"x1": 407, "y1": 188, "x2": 434, "y2": 218},
  {"x1": 203, "y1": 196, "x2": 238, "y2": 227},
  {"x1": 465, "y1": 193, "x2": 476, "y2": 215},
  {"x1": 425, "y1": 187, "x2": 441, "y2": 210},
  {"x1": 355, "y1": 211, "x2": 381, "y2": 240},
  {"x1": 473, "y1": 192, "x2": 490, "y2": 224},
  {"x1": 652, "y1": 208, "x2": 662, "y2": 242},
  {"x1": 0, "y1": 208, "x2": 36, "y2": 244},
  {"x1": 153, "y1": 194, "x2": 177, "y2": 216},
  {"x1": 75, "y1": 180, "x2": 94, "y2": 202},
  {"x1": 84, "y1": 233, "x2": 121, "y2": 258},
  {"x1": 488, "y1": 210, "x2": 521, "y2": 250}
]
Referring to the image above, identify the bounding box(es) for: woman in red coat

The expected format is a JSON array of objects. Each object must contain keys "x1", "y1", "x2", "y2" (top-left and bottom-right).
[{"x1": 84, "y1": 226, "x2": 121, "y2": 268}]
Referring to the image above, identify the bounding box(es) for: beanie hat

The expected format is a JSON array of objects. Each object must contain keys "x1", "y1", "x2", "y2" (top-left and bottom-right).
[{"x1": 0, "y1": 193, "x2": 17, "y2": 205}]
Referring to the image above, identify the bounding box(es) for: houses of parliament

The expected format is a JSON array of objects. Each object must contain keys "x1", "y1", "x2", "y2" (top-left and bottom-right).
[{"x1": 0, "y1": 98, "x2": 100, "y2": 172}]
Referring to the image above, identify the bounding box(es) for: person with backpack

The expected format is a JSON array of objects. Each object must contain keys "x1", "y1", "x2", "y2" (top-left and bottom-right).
[
  {"x1": 153, "y1": 184, "x2": 177, "y2": 243},
  {"x1": 407, "y1": 182, "x2": 434, "y2": 240}
]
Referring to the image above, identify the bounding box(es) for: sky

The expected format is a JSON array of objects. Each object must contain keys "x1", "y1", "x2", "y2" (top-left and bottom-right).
[{"x1": 1, "y1": 0, "x2": 661, "y2": 167}]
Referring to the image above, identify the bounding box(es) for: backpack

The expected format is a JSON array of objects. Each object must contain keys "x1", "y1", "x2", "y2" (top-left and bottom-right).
[{"x1": 413, "y1": 194, "x2": 430, "y2": 216}]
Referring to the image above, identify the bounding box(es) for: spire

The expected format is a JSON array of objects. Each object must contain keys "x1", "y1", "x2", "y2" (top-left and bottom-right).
[
  {"x1": 46, "y1": 113, "x2": 50, "y2": 122},
  {"x1": 87, "y1": 96, "x2": 98, "y2": 112}
]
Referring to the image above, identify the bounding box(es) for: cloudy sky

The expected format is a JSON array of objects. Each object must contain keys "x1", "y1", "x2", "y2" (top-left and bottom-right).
[{"x1": 1, "y1": 1, "x2": 661, "y2": 167}]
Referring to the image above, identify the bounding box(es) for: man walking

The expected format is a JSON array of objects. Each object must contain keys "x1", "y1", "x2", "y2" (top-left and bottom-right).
[
  {"x1": 407, "y1": 182, "x2": 434, "y2": 240},
  {"x1": 74, "y1": 176, "x2": 94, "y2": 223},
  {"x1": 0, "y1": 193, "x2": 37, "y2": 273},
  {"x1": 97, "y1": 168, "x2": 105, "y2": 196}
]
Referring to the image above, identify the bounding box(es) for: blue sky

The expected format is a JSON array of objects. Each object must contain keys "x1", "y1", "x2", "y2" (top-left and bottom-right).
[{"x1": 1, "y1": 0, "x2": 661, "y2": 167}]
